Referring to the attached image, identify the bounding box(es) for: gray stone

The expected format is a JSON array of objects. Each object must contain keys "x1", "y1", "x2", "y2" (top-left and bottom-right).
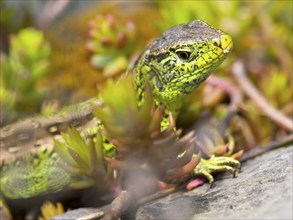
[
  {"x1": 52, "y1": 207, "x2": 104, "y2": 220},
  {"x1": 136, "y1": 146, "x2": 293, "y2": 220},
  {"x1": 54, "y1": 146, "x2": 293, "y2": 219}
]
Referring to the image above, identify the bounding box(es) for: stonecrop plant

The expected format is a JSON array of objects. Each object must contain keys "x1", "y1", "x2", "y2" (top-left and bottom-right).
[
  {"x1": 86, "y1": 14, "x2": 138, "y2": 77},
  {"x1": 94, "y1": 75, "x2": 200, "y2": 184},
  {"x1": 0, "y1": 28, "x2": 51, "y2": 125},
  {"x1": 54, "y1": 74, "x2": 199, "y2": 194}
]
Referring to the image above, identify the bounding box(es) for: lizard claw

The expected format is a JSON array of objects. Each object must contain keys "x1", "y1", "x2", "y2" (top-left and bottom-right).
[{"x1": 193, "y1": 155, "x2": 241, "y2": 186}]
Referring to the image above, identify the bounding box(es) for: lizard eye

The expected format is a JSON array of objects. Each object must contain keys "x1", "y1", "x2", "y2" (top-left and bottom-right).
[{"x1": 176, "y1": 51, "x2": 191, "y2": 60}]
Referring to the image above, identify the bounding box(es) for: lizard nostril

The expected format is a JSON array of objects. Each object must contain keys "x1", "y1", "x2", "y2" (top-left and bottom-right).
[{"x1": 212, "y1": 38, "x2": 221, "y2": 48}]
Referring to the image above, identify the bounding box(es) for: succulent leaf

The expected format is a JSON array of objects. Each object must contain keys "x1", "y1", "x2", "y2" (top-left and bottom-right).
[
  {"x1": 94, "y1": 74, "x2": 199, "y2": 183},
  {"x1": 53, "y1": 128, "x2": 109, "y2": 186},
  {"x1": 86, "y1": 14, "x2": 138, "y2": 76}
]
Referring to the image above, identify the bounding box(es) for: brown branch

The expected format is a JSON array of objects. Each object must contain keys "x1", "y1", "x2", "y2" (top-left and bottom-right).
[
  {"x1": 240, "y1": 134, "x2": 293, "y2": 162},
  {"x1": 101, "y1": 191, "x2": 132, "y2": 220},
  {"x1": 207, "y1": 75, "x2": 243, "y2": 112},
  {"x1": 231, "y1": 60, "x2": 293, "y2": 131},
  {"x1": 206, "y1": 75, "x2": 244, "y2": 136}
]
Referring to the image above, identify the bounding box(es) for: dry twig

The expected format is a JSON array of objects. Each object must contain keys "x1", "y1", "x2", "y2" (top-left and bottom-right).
[{"x1": 231, "y1": 60, "x2": 293, "y2": 131}]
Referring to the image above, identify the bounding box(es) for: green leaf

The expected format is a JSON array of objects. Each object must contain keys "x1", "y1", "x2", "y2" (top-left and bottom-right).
[
  {"x1": 67, "y1": 147, "x2": 88, "y2": 171},
  {"x1": 53, "y1": 139, "x2": 79, "y2": 168},
  {"x1": 62, "y1": 128, "x2": 89, "y2": 164}
]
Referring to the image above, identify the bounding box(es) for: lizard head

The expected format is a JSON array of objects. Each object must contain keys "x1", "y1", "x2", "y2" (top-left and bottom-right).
[{"x1": 134, "y1": 20, "x2": 233, "y2": 113}]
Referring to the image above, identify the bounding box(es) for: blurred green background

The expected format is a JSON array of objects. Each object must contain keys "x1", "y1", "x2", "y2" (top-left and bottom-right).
[{"x1": 0, "y1": 0, "x2": 292, "y2": 147}]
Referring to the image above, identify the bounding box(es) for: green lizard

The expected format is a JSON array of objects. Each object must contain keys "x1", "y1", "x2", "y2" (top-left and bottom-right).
[{"x1": 0, "y1": 20, "x2": 239, "y2": 218}]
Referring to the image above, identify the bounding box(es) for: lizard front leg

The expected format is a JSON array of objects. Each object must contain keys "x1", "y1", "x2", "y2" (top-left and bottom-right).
[{"x1": 193, "y1": 154, "x2": 241, "y2": 186}]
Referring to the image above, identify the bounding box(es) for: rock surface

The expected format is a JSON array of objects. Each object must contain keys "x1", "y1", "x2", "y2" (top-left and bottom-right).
[
  {"x1": 54, "y1": 145, "x2": 293, "y2": 220},
  {"x1": 136, "y1": 145, "x2": 293, "y2": 220}
]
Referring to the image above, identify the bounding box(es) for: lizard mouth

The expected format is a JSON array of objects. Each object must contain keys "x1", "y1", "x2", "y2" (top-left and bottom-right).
[{"x1": 195, "y1": 34, "x2": 233, "y2": 71}]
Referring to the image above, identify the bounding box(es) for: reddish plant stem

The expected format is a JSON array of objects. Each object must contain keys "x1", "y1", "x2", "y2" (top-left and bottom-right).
[
  {"x1": 206, "y1": 75, "x2": 243, "y2": 136},
  {"x1": 207, "y1": 75, "x2": 243, "y2": 112},
  {"x1": 231, "y1": 60, "x2": 293, "y2": 131}
]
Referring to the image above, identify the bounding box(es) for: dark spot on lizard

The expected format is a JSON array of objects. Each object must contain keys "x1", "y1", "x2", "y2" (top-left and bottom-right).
[
  {"x1": 86, "y1": 113, "x2": 94, "y2": 121},
  {"x1": 163, "y1": 59, "x2": 171, "y2": 66}
]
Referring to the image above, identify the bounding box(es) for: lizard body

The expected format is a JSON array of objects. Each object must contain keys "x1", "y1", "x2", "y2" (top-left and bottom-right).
[{"x1": 0, "y1": 20, "x2": 235, "y2": 216}]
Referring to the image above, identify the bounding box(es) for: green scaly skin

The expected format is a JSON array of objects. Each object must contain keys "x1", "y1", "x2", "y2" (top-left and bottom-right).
[
  {"x1": 135, "y1": 21, "x2": 232, "y2": 113},
  {"x1": 0, "y1": 20, "x2": 239, "y2": 216}
]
